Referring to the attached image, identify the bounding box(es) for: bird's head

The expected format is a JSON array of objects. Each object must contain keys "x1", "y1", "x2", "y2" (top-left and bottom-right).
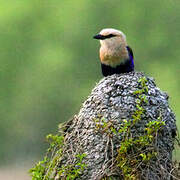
[
  {"x1": 93, "y1": 28, "x2": 127, "y2": 49},
  {"x1": 93, "y1": 28, "x2": 129, "y2": 67}
]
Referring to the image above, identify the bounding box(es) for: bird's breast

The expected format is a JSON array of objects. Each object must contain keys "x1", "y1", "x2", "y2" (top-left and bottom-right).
[{"x1": 100, "y1": 46, "x2": 129, "y2": 67}]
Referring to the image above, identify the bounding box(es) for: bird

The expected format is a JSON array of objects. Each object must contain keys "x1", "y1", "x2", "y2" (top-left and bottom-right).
[{"x1": 93, "y1": 28, "x2": 134, "y2": 76}]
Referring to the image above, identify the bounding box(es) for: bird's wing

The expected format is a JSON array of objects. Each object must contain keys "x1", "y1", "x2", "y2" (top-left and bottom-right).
[{"x1": 126, "y1": 46, "x2": 134, "y2": 59}]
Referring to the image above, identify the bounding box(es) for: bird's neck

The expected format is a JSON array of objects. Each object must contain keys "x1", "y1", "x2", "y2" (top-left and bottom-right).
[
  {"x1": 101, "y1": 58, "x2": 134, "y2": 76},
  {"x1": 100, "y1": 45, "x2": 129, "y2": 67},
  {"x1": 101, "y1": 46, "x2": 134, "y2": 76}
]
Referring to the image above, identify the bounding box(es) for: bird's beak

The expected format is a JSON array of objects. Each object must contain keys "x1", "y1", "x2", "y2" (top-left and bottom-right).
[{"x1": 93, "y1": 34, "x2": 104, "y2": 40}]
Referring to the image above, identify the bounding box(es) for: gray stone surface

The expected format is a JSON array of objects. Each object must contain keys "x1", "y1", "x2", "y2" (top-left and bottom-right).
[{"x1": 56, "y1": 72, "x2": 176, "y2": 180}]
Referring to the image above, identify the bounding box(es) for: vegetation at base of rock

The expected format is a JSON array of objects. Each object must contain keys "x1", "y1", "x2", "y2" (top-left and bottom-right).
[
  {"x1": 58, "y1": 153, "x2": 87, "y2": 180},
  {"x1": 29, "y1": 134, "x2": 64, "y2": 180},
  {"x1": 29, "y1": 133, "x2": 86, "y2": 180}
]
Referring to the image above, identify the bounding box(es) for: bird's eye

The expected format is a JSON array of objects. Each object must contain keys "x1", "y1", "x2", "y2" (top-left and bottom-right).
[{"x1": 107, "y1": 34, "x2": 116, "y2": 38}]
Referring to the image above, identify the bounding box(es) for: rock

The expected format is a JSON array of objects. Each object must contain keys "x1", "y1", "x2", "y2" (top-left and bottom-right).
[{"x1": 54, "y1": 72, "x2": 177, "y2": 179}]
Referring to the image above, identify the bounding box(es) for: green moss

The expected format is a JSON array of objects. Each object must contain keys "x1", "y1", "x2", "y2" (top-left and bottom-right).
[
  {"x1": 58, "y1": 153, "x2": 87, "y2": 180},
  {"x1": 116, "y1": 117, "x2": 164, "y2": 179},
  {"x1": 29, "y1": 132, "x2": 86, "y2": 180},
  {"x1": 94, "y1": 116, "x2": 117, "y2": 136},
  {"x1": 29, "y1": 134, "x2": 64, "y2": 180},
  {"x1": 117, "y1": 77, "x2": 166, "y2": 179},
  {"x1": 116, "y1": 77, "x2": 166, "y2": 179}
]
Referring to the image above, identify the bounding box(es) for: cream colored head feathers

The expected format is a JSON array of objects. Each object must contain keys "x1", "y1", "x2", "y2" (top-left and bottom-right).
[
  {"x1": 94, "y1": 28, "x2": 129, "y2": 67},
  {"x1": 99, "y1": 28, "x2": 127, "y2": 44}
]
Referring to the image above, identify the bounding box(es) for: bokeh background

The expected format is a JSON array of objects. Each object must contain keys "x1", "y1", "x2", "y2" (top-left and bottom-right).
[{"x1": 0, "y1": 0, "x2": 179, "y2": 179}]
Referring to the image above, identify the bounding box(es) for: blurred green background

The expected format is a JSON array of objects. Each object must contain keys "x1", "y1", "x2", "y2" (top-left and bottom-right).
[{"x1": 0, "y1": 0, "x2": 179, "y2": 179}]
